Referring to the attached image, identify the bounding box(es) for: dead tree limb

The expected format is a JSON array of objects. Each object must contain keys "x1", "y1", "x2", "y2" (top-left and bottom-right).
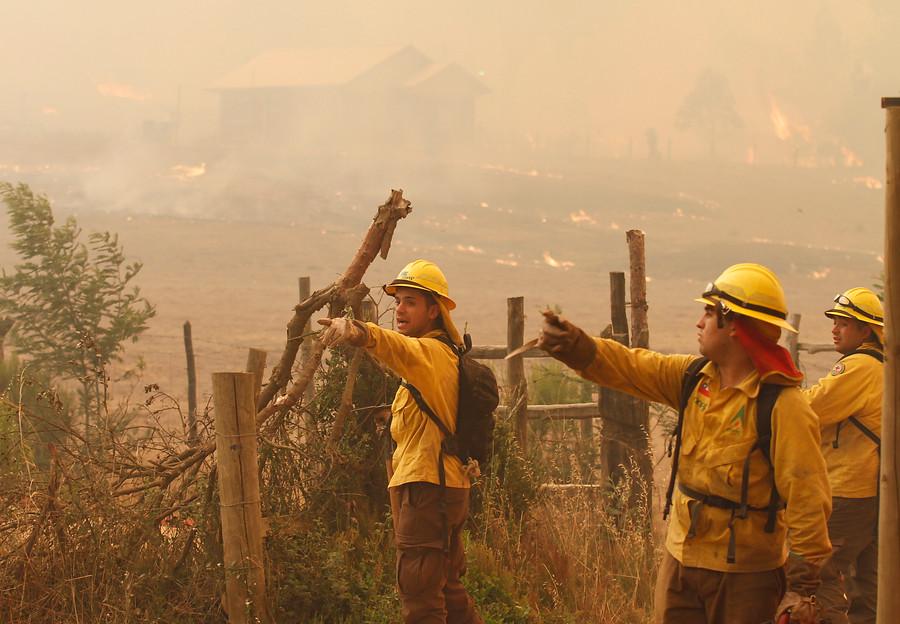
[
  {"x1": 256, "y1": 340, "x2": 326, "y2": 430},
  {"x1": 111, "y1": 191, "x2": 410, "y2": 498},
  {"x1": 256, "y1": 189, "x2": 411, "y2": 412},
  {"x1": 327, "y1": 348, "x2": 364, "y2": 448}
]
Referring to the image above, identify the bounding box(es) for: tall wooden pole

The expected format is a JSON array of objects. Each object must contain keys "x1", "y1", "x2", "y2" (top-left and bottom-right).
[
  {"x1": 183, "y1": 321, "x2": 198, "y2": 444},
  {"x1": 879, "y1": 96, "x2": 900, "y2": 624},
  {"x1": 213, "y1": 372, "x2": 270, "y2": 624},
  {"x1": 507, "y1": 296, "x2": 527, "y2": 451}
]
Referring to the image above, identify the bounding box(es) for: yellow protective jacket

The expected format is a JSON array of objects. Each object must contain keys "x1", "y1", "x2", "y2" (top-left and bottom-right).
[
  {"x1": 803, "y1": 341, "x2": 883, "y2": 498},
  {"x1": 364, "y1": 323, "x2": 470, "y2": 490},
  {"x1": 575, "y1": 338, "x2": 832, "y2": 573}
]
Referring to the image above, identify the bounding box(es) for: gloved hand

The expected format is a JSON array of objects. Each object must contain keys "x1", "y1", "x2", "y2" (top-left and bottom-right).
[
  {"x1": 537, "y1": 310, "x2": 597, "y2": 370},
  {"x1": 316, "y1": 317, "x2": 368, "y2": 348},
  {"x1": 774, "y1": 592, "x2": 819, "y2": 624}
]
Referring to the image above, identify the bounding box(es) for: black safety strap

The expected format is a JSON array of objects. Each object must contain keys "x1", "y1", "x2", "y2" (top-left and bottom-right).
[
  {"x1": 663, "y1": 357, "x2": 708, "y2": 521},
  {"x1": 665, "y1": 357, "x2": 785, "y2": 564},
  {"x1": 678, "y1": 482, "x2": 783, "y2": 564}
]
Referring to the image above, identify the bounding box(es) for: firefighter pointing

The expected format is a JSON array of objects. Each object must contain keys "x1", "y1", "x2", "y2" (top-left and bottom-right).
[
  {"x1": 804, "y1": 288, "x2": 884, "y2": 624},
  {"x1": 538, "y1": 263, "x2": 832, "y2": 624},
  {"x1": 318, "y1": 259, "x2": 486, "y2": 624}
]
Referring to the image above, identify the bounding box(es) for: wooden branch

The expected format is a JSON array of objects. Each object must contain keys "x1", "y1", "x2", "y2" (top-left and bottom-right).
[
  {"x1": 256, "y1": 340, "x2": 326, "y2": 429},
  {"x1": 327, "y1": 348, "x2": 364, "y2": 448},
  {"x1": 256, "y1": 190, "x2": 410, "y2": 411}
]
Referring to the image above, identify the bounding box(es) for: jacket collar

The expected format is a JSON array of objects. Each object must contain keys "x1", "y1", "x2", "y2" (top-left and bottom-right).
[{"x1": 699, "y1": 360, "x2": 763, "y2": 398}]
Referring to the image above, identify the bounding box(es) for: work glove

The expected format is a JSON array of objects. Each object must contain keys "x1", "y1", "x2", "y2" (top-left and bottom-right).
[
  {"x1": 537, "y1": 310, "x2": 597, "y2": 370},
  {"x1": 774, "y1": 592, "x2": 820, "y2": 624},
  {"x1": 316, "y1": 317, "x2": 369, "y2": 348},
  {"x1": 775, "y1": 553, "x2": 825, "y2": 624}
]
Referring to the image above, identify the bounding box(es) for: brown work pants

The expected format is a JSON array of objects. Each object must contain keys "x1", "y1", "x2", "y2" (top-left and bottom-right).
[
  {"x1": 654, "y1": 552, "x2": 785, "y2": 624},
  {"x1": 389, "y1": 482, "x2": 483, "y2": 624},
  {"x1": 817, "y1": 497, "x2": 878, "y2": 624}
]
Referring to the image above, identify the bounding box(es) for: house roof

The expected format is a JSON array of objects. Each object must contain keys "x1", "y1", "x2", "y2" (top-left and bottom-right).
[
  {"x1": 212, "y1": 45, "x2": 420, "y2": 89},
  {"x1": 405, "y1": 63, "x2": 491, "y2": 96},
  {"x1": 212, "y1": 45, "x2": 488, "y2": 95}
]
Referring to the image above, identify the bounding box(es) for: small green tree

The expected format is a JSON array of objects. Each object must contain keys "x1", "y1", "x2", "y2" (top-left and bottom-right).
[{"x1": 0, "y1": 183, "x2": 155, "y2": 425}]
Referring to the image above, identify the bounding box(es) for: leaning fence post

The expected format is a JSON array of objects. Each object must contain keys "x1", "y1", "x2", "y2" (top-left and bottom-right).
[
  {"x1": 183, "y1": 321, "x2": 198, "y2": 444},
  {"x1": 213, "y1": 372, "x2": 270, "y2": 624},
  {"x1": 786, "y1": 313, "x2": 802, "y2": 367},
  {"x1": 507, "y1": 296, "x2": 527, "y2": 452}
]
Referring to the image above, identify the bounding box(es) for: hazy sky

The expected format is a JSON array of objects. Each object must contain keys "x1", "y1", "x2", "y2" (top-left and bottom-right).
[{"x1": 2, "y1": 1, "x2": 898, "y2": 163}]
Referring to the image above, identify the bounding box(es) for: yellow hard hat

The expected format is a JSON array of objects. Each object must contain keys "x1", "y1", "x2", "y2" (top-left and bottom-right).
[
  {"x1": 825, "y1": 287, "x2": 883, "y2": 340},
  {"x1": 695, "y1": 263, "x2": 797, "y2": 333},
  {"x1": 383, "y1": 259, "x2": 456, "y2": 310}
]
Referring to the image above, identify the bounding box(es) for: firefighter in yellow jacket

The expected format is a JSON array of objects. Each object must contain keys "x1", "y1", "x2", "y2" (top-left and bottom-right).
[
  {"x1": 537, "y1": 263, "x2": 832, "y2": 624},
  {"x1": 318, "y1": 259, "x2": 483, "y2": 624},
  {"x1": 803, "y1": 288, "x2": 883, "y2": 624}
]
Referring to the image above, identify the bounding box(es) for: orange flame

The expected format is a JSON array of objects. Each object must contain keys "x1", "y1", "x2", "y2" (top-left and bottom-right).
[
  {"x1": 96, "y1": 82, "x2": 150, "y2": 101},
  {"x1": 840, "y1": 146, "x2": 863, "y2": 168}
]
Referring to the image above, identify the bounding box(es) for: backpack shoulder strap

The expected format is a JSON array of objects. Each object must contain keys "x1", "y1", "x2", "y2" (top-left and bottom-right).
[
  {"x1": 752, "y1": 383, "x2": 785, "y2": 533},
  {"x1": 401, "y1": 381, "x2": 452, "y2": 439},
  {"x1": 831, "y1": 349, "x2": 882, "y2": 449},
  {"x1": 663, "y1": 356, "x2": 708, "y2": 520},
  {"x1": 848, "y1": 415, "x2": 881, "y2": 448},
  {"x1": 434, "y1": 332, "x2": 464, "y2": 358},
  {"x1": 841, "y1": 348, "x2": 884, "y2": 363},
  {"x1": 755, "y1": 384, "x2": 784, "y2": 464}
]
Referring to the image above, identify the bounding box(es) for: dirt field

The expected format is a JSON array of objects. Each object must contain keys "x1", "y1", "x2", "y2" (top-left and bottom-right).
[{"x1": 0, "y1": 158, "x2": 882, "y2": 410}]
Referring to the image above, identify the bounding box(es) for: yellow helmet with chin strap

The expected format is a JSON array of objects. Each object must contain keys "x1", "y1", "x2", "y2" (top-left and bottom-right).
[
  {"x1": 383, "y1": 259, "x2": 456, "y2": 309},
  {"x1": 695, "y1": 263, "x2": 797, "y2": 333},
  {"x1": 825, "y1": 287, "x2": 884, "y2": 341},
  {"x1": 383, "y1": 259, "x2": 462, "y2": 345}
]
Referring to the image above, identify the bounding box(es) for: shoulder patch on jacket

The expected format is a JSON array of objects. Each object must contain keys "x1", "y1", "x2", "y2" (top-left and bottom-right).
[{"x1": 830, "y1": 362, "x2": 845, "y2": 376}]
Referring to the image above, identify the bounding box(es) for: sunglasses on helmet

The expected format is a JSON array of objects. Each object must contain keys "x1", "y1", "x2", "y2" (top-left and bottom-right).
[
  {"x1": 702, "y1": 283, "x2": 788, "y2": 320},
  {"x1": 833, "y1": 294, "x2": 883, "y2": 323}
]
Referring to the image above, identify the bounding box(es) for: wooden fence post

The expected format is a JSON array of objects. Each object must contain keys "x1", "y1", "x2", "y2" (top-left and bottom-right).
[
  {"x1": 183, "y1": 321, "x2": 198, "y2": 444},
  {"x1": 785, "y1": 313, "x2": 802, "y2": 367},
  {"x1": 626, "y1": 231, "x2": 653, "y2": 504},
  {"x1": 600, "y1": 273, "x2": 631, "y2": 483},
  {"x1": 213, "y1": 372, "x2": 270, "y2": 624},
  {"x1": 507, "y1": 297, "x2": 527, "y2": 452},
  {"x1": 245, "y1": 349, "x2": 267, "y2": 406},
  {"x1": 879, "y1": 96, "x2": 900, "y2": 624},
  {"x1": 626, "y1": 230, "x2": 649, "y2": 349}
]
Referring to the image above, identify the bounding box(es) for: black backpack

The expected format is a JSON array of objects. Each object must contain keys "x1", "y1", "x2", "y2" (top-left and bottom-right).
[
  {"x1": 663, "y1": 356, "x2": 784, "y2": 564},
  {"x1": 402, "y1": 333, "x2": 499, "y2": 471}
]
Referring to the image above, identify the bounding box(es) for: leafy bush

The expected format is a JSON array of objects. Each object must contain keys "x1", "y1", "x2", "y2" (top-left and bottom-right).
[{"x1": 0, "y1": 183, "x2": 155, "y2": 421}]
